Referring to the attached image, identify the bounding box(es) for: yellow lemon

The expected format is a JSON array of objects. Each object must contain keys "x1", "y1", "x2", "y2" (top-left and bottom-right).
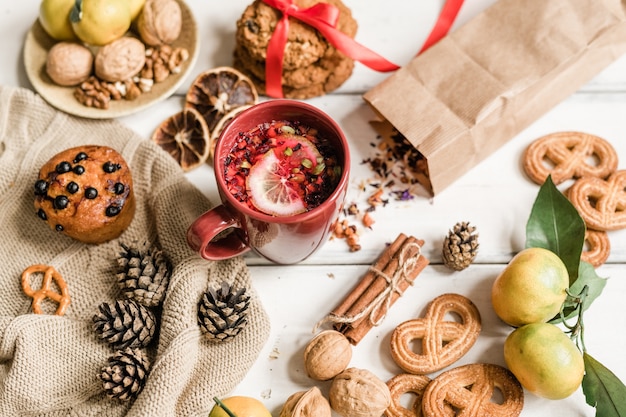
[
  {"x1": 39, "y1": 0, "x2": 77, "y2": 41},
  {"x1": 491, "y1": 247, "x2": 569, "y2": 327},
  {"x1": 70, "y1": 0, "x2": 131, "y2": 46},
  {"x1": 128, "y1": 0, "x2": 146, "y2": 21},
  {"x1": 209, "y1": 396, "x2": 272, "y2": 417},
  {"x1": 504, "y1": 322, "x2": 584, "y2": 399}
]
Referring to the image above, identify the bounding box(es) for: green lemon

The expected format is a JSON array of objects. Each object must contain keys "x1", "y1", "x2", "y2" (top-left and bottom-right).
[
  {"x1": 39, "y1": 0, "x2": 77, "y2": 41},
  {"x1": 504, "y1": 322, "x2": 584, "y2": 399},
  {"x1": 70, "y1": 0, "x2": 131, "y2": 46},
  {"x1": 209, "y1": 396, "x2": 272, "y2": 417},
  {"x1": 491, "y1": 247, "x2": 569, "y2": 327}
]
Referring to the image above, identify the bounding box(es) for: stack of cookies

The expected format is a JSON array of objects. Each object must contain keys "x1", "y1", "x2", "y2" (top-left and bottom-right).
[{"x1": 233, "y1": 0, "x2": 358, "y2": 99}]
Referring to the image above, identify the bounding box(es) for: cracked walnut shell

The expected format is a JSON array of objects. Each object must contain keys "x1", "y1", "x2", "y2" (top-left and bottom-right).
[
  {"x1": 95, "y1": 37, "x2": 146, "y2": 83},
  {"x1": 136, "y1": 0, "x2": 182, "y2": 46},
  {"x1": 46, "y1": 42, "x2": 94, "y2": 86},
  {"x1": 303, "y1": 330, "x2": 352, "y2": 381}
]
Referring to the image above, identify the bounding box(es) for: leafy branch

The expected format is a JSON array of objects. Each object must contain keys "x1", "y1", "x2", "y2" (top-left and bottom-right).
[{"x1": 525, "y1": 176, "x2": 626, "y2": 417}]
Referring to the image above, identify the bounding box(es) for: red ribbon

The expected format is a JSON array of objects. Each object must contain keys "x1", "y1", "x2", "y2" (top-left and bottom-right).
[
  {"x1": 419, "y1": 0, "x2": 464, "y2": 54},
  {"x1": 261, "y1": 0, "x2": 463, "y2": 98}
]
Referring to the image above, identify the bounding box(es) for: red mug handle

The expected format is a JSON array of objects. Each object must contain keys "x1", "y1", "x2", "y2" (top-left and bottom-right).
[{"x1": 186, "y1": 205, "x2": 250, "y2": 260}]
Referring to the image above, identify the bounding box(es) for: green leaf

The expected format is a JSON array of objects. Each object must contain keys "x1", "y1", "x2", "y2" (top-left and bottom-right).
[
  {"x1": 69, "y1": 0, "x2": 83, "y2": 24},
  {"x1": 557, "y1": 261, "x2": 608, "y2": 322},
  {"x1": 525, "y1": 176, "x2": 585, "y2": 285},
  {"x1": 583, "y1": 353, "x2": 626, "y2": 417}
]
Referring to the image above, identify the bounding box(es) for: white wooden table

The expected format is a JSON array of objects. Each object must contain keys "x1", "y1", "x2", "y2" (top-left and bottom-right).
[{"x1": 2, "y1": 1, "x2": 626, "y2": 416}]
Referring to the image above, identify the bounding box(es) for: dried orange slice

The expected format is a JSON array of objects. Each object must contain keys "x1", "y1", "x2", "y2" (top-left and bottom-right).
[
  {"x1": 151, "y1": 107, "x2": 210, "y2": 172},
  {"x1": 208, "y1": 104, "x2": 252, "y2": 163},
  {"x1": 185, "y1": 66, "x2": 258, "y2": 133},
  {"x1": 246, "y1": 135, "x2": 322, "y2": 216}
]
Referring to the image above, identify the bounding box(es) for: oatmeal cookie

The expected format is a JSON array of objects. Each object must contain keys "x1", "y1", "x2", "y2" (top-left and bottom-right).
[
  {"x1": 234, "y1": 42, "x2": 354, "y2": 90},
  {"x1": 233, "y1": 49, "x2": 354, "y2": 99}
]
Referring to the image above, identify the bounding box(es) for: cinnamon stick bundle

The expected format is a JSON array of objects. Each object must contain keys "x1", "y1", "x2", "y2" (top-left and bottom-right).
[{"x1": 322, "y1": 233, "x2": 429, "y2": 345}]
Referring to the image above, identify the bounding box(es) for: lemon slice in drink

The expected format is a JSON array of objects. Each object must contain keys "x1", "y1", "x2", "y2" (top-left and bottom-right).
[{"x1": 246, "y1": 134, "x2": 322, "y2": 216}]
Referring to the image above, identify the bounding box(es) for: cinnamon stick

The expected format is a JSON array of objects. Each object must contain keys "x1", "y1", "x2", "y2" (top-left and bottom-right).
[
  {"x1": 348, "y1": 236, "x2": 425, "y2": 327},
  {"x1": 326, "y1": 233, "x2": 429, "y2": 345},
  {"x1": 343, "y1": 239, "x2": 429, "y2": 344},
  {"x1": 331, "y1": 233, "x2": 408, "y2": 321},
  {"x1": 338, "y1": 235, "x2": 413, "y2": 328}
]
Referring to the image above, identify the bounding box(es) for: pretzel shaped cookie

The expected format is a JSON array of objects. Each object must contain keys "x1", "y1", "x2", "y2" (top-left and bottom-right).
[
  {"x1": 421, "y1": 363, "x2": 523, "y2": 417},
  {"x1": 523, "y1": 132, "x2": 618, "y2": 185},
  {"x1": 21, "y1": 264, "x2": 71, "y2": 316},
  {"x1": 390, "y1": 293, "x2": 481, "y2": 375},
  {"x1": 568, "y1": 170, "x2": 626, "y2": 231},
  {"x1": 385, "y1": 373, "x2": 431, "y2": 417},
  {"x1": 581, "y1": 229, "x2": 610, "y2": 267}
]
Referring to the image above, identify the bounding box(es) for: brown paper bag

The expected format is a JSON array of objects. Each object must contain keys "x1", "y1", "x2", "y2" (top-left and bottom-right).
[{"x1": 363, "y1": 0, "x2": 626, "y2": 195}]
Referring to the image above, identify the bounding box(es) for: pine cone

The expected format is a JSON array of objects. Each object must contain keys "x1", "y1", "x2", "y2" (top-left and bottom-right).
[
  {"x1": 198, "y1": 281, "x2": 250, "y2": 342},
  {"x1": 442, "y1": 221, "x2": 479, "y2": 271},
  {"x1": 99, "y1": 347, "x2": 150, "y2": 401},
  {"x1": 116, "y1": 241, "x2": 172, "y2": 307},
  {"x1": 93, "y1": 299, "x2": 157, "y2": 349}
]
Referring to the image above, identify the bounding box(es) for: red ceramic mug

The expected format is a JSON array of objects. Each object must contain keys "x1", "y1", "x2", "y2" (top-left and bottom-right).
[{"x1": 187, "y1": 100, "x2": 350, "y2": 264}]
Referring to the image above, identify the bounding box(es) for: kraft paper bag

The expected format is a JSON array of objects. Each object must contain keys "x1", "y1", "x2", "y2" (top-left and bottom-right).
[{"x1": 363, "y1": 0, "x2": 626, "y2": 195}]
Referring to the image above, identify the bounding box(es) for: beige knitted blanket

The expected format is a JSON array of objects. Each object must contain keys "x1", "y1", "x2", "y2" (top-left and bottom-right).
[{"x1": 0, "y1": 85, "x2": 270, "y2": 416}]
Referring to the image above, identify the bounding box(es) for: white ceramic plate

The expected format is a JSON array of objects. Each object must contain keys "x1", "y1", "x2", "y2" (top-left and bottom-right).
[{"x1": 23, "y1": 0, "x2": 199, "y2": 119}]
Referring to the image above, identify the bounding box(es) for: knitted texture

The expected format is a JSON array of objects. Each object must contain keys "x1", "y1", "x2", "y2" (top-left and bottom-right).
[{"x1": 0, "y1": 86, "x2": 270, "y2": 416}]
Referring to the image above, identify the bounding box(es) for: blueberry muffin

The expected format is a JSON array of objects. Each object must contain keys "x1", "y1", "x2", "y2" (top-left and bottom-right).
[{"x1": 34, "y1": 145, "x2": 135, "y2": 244}]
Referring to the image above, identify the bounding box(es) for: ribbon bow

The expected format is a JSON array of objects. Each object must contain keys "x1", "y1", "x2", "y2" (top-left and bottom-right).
[{"x1": 260, "y1": 0, "x2": 464, "y2": 98}]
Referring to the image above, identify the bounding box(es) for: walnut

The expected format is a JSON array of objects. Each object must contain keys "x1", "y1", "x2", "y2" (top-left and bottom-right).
[
  {"x1": 142, "y1": 45, "x2": 188, "y2": 84},
  {"x1": 279, "y1": 387, "x2": 331, "y2": 417},
  {"x1": 124, "y1": 80, "x2": 142, "y2": 100},
  {"x1": 153, "y1": 59, "x2": 169, "y2": 83},
  {"x1": 136, "y1": 0, "x2": 182, "y2": 46},
  {"x1": 303, "y1": 330, "x2": 352, "y2": 381},
  {"x1": 329, "y1": 368, "x2": 391, "y2": 417},
  {"x1": 95, "y1": 37, "x2": 146, "y2": 83},
  {"x1": 137, "y1": 77, "x2": 154, "y2": 93},
  {"x1": 46, "y1": 42, "x2": 93, "y2": 86},
  {"x1": 168, "y1": 47, "x2": 189, "y2": 73},
  {"x1": 157, "y1": 44, "x2": 172, "y2": 59},
  {"x1": 102, "y1": 81, "x2": 122, "y2": 100},
  {"x1": 74, "y1": 76, "x2": 112, "y2": 109}
]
